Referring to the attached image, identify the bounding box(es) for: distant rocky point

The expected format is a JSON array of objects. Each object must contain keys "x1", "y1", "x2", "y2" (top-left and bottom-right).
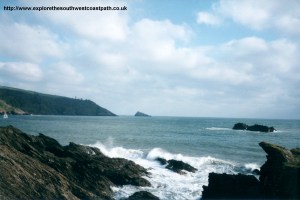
[
  {"x1": 233, "y1": 123, "x2": 276, "y2": 132},
  {"x1": 134, "y1": 111, "x2": 151, "y2": 117},
  {"x1": 0, "y1": 125, "x2": 151, "y2": 199},
  {"x1": 202, "y1": 142, "x2": 300, "y2": 199},
  {"x1": 0, "y1": 86, "x2": 116, "y2": 116}
]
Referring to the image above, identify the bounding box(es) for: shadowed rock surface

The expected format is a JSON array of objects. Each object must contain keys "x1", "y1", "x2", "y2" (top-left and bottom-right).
[
  {"x1": 259, "y1": 142, "x2": 300, "y2": 199},
  {"x1": 202, "y1": 142, "x2": 300, "y2": 199},
  {"x1": 0, "y1": 125, "x2": 150, "y2": 200},
  {"x1": 233, "y1": 123, "x2": 276, "y2": 132},
  {"x1": 126, "y1": 191, "x2": 159, "y2": 200},
  {"x1": 202, "y1": 173, "x2": 260, "y2": 199}
]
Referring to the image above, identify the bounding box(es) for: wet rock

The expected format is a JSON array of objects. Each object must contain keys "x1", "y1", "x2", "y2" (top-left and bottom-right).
[
  {"x1": 155, "y1": 157, "x2": 197, "y2": 174},
  {"x1": 202, "y1": 142, "x2": 300, "y2": 199},
  {"x1": 259, "y1": 142, "x2": 300, "y2": 199},
  {"x1": 0, "y1": 125, "x2": 150, "y2": 200},
  {"x1": 155, "y1": 157, "x2": 167, "y2": 165},
  {"x1": 127, "y1": 191, "x2": 159, "y2": 200},
  {"x1": 233, "y1": 123, "x2": 276, "y2": 132},
  {"x1": 166, "y1": 159, "x2": 197, "y2": 174}
]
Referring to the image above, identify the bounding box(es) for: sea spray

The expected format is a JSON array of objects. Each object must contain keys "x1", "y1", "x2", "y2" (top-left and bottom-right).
[{"x1": 90, "y1": 142, "x2": 259, "y2": 200}]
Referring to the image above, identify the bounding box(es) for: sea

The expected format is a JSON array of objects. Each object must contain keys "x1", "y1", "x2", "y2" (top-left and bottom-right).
[{"x1": 1, "y1": 115, "x2": 300, "y2": 199}]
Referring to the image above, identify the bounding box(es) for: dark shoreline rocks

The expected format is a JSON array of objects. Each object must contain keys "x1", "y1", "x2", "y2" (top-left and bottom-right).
[
  {"x1": 202, "y1": 142, "x2": 300, "y2": 199},
  {"x1": 202, "y1": 173, "x2": 261, "y2": 199},
  {"x1": 233, "y1": 123, "x2": 276, "y2": 132},
  {"x1": 0, "y1": 125, "x2": 150, "y2": 200}
]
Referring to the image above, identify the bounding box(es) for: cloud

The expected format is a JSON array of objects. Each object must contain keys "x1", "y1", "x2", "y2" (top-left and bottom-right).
[
  {"x1": 33, "y1": 0, "x2": 130, "y2": 42},
  {"x1": 196, "y1": 12, "x2": 221, "y2": 25},
  {"x1": 1, "y1": 0, "x2": 299, "y2": 118},
  {"x1": 0, "y1": 62, "x2": 43, "y2": 82},
  {"x1": 0, "y1": 17, "x2": 64, "y2": 63},
  {"x1": 220, "y1": 0, "x2": 300, "y2": 34}
]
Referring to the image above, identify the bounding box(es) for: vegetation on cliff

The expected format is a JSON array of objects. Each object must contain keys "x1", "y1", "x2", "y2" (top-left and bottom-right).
[{"x1": 0, "y1": 86, "x2": 116, "y2": 116}]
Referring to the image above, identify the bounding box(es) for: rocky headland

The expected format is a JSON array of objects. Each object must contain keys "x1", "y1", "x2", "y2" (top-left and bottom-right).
[
  {"x1": 233, "y1": 123, "x2": 276, "y2": 132},
  {"x1": 0, "y1": 125, "x2": 150, "y2": 200},
  {"x1": 0, "y1": 86, "x2": 116, "y2": 116},
  {"x1": 202, "y1": 142, "x2": 300, "y2": 199}
]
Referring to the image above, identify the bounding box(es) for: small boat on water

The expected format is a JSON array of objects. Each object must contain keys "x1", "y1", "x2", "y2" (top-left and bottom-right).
[{"x1": 3, "y1": 112, "x2": 8, "y2": 119}]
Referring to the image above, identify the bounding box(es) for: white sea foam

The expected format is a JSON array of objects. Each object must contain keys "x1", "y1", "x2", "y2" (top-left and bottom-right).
[
  {"x1": 89, "y1": 141, "x2": 257, "y2": 200},
  {"x1": 245, "y1": 163, "x2": 260, "y2": 171},
  {"x1": 205, "y1": 127, "x2": 231, "y2": 131}
]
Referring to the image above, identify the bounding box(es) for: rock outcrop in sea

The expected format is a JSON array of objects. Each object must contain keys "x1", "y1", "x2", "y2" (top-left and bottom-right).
[
  {"x1": 233, "y1": 123, "x2": 276, "y2": 132},
  {"x1": 134, "y1": 111, "x2": 151, "y2": 117},
  {"x1": 155, "y1": 157, "x2": 197, "y2": 174},
  {"x1": 0, "y1": 125, "x2": 150, "y2": 199},
  {"x1": 202, "y1": 142, "x2": 300, "y2": 199}
]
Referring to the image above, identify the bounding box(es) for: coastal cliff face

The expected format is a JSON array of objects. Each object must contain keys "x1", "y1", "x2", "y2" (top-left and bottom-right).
[
  {"x1": 202, "y1": 142, "x2": 300, "y2": 199},
  {"x1": 0, "y1": 126, "x2": 150, "y2": 200}
]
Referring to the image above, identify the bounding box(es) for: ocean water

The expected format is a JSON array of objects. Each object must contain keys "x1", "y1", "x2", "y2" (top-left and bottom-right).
[{"x1": 1, "y1": 115, "x2": 299, "y2": 199}]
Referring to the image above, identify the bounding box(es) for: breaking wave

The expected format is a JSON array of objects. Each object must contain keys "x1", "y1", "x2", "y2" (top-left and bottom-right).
[{"x1": 89, "y1": 141, "x2": 259, "y2": 200}]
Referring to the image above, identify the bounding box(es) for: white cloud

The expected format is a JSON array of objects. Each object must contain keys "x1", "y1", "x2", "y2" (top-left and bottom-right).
[
  {"x1": 215, "y1": 0, "x2": 300, "y2": 35},
  {"x1": 0, "y1": 17, "x2": 64, "y2": 63},
  {"x1": 47, "y1": 63, "x2": 84, "y2": 84},
  {"x1": 1, "y1": 0, "x2": 299, "y2": 118},
  {"x1": 196, "y1": 12, "x2": 221, "y2": 25},
  {"x1": 0, "y1": 62, "x2": 43, "y2": 82},
  {"x1": 35, "y1": 0, "x2": 130, "y2": 42}
]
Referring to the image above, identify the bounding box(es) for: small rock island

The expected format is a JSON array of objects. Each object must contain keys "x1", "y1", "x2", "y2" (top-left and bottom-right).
[
  {"x1": 233, "y1": 123, "x2": 276, "y2": 132},
  {"x1": 134, "y1": 111, "x2": 151, "y2": 117}
]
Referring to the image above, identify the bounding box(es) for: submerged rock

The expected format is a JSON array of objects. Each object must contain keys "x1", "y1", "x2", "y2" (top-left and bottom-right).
[
  {"x1": 202, "y1": 142, "x2": 300, "y2": 199},
  {"x1": 0, "y1": 125, "x2": 150, "y2": 200},
  {"x1": 233, "y1": 123, "x2": 276, "y2": 132}
]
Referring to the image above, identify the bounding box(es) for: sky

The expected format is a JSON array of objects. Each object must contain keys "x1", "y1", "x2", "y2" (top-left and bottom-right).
[{"x1": 0, "y1": 0, "x2": 300, "y2": 119}]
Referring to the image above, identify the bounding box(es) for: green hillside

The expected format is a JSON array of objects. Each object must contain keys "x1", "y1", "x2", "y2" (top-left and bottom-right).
[{"x1": 0, "y1": 86, "x2": 116, "y2": 116}]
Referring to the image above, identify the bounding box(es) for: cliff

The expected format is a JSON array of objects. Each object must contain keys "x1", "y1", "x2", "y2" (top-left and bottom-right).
[
  {"x1": 202, "y1": 142, "x2": 300, "y2": 199},
  {"x1": 0, "y1": 86, "x2": 116, "y2": 116},
  {"x1": 0, "y1": 126, "x2": 150, "y2": 199}
]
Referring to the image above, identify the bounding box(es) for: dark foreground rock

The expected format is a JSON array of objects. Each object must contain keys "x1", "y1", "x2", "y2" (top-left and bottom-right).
[
  {"x1": 202, "y1": 173, "x2": 260, "y2": 199},
  {"x1": 259, "y1": 142, "x2": 300, "y2": 199},
  {"x1": 126, "y1": 191, "x2": 159, "y2": 200},
  {"x1": 233, "y1": 123, "x2": 276, "y2": 132},
  {"x1": 155, "y1": 157, "x2": 197, "y2": 174},
  {"x1": 0, "y1": 125, "x2": 150, "y2": 200},
  {"x1": 202, "y1": 142, "x2": 300, "y2": 199}
]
